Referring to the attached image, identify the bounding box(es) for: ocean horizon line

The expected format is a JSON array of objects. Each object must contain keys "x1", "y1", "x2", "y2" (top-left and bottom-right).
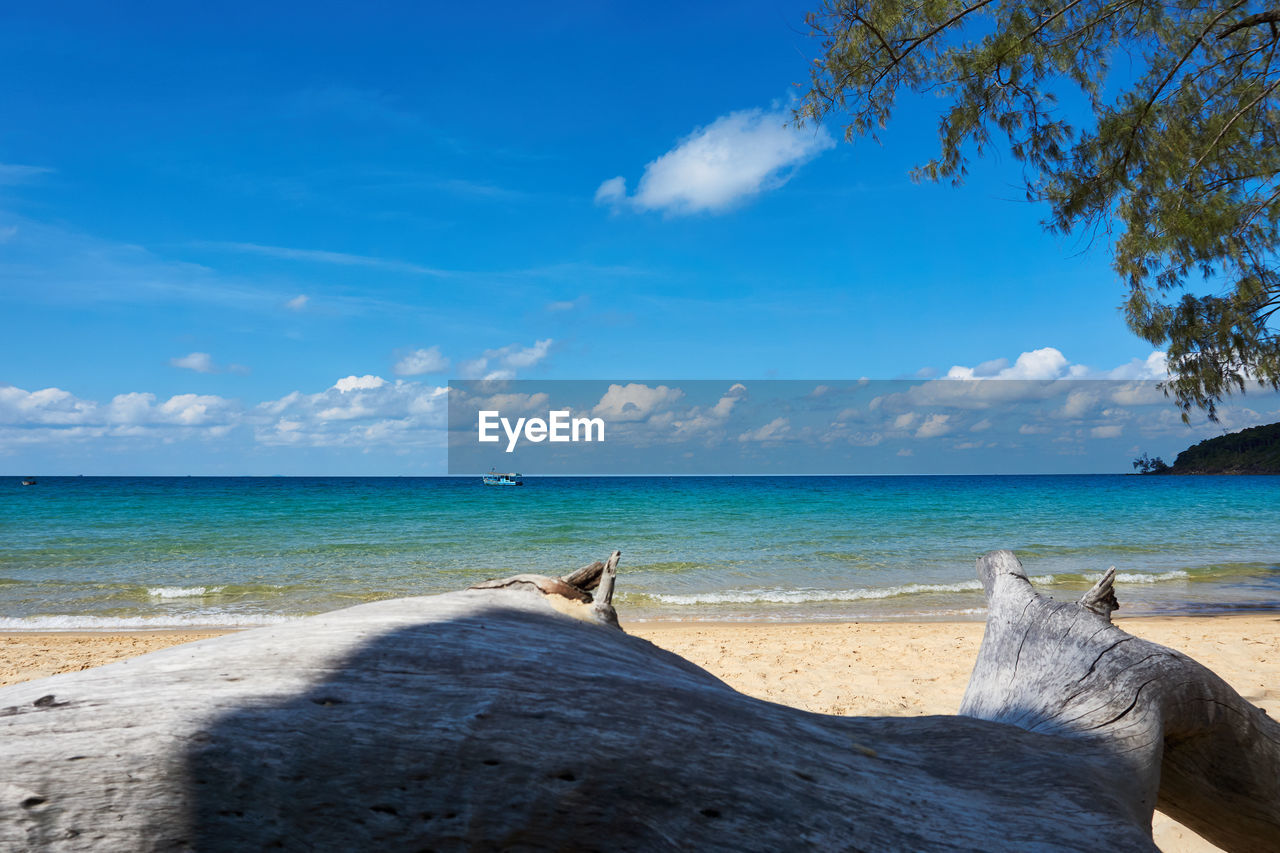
[{"x1": 8, "y1": 471, "x2": 1170, "y2": 479}]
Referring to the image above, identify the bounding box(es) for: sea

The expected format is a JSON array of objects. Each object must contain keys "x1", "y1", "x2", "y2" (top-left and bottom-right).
[{"x1": 2, "y1": 475, "x2": 1278, "y2": 630}]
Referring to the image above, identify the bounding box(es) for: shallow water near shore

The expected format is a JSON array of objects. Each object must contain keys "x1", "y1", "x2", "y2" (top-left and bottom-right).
[{"x1": 2, "y1": 474, "x2": 1278, "y2": 628}]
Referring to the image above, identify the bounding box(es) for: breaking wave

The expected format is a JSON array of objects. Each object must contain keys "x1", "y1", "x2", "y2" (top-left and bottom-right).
[
  {"x1": 635, "y1": 568, "x2": 1195, "y2": 607},
  {"x1": 643, "y1": 580, "x2": 985, "y2": 606},
  {"x1": 146, "y1": 586, "x2": 225, "y2": 599}
]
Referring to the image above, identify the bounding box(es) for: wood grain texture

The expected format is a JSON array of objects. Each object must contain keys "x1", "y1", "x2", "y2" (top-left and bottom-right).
[
  {"x1": 961, "y1": 551, "x2": 1280, "y2": 853},
  {"x1": 0, "y1": 550, "x2": 1274, "y2": 851}
]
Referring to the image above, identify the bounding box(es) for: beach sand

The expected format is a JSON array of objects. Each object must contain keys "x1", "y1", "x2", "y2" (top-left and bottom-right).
[
  {"x1": 0, "y1": 630, "x2": 233, "y2": 688},
  {"x1": 4, "y1": 614, "x2": 1276, "y2": 851}
]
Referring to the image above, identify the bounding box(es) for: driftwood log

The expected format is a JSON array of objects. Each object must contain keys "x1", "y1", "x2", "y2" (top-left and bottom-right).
[{"x1": 1, "y1": 549, "x2": 1277, "y2": 851}]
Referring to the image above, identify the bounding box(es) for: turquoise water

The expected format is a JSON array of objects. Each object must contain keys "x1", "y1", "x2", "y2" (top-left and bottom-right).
[{"x1": 2, "y1": 475, "x2": 1278, "y2": 628}]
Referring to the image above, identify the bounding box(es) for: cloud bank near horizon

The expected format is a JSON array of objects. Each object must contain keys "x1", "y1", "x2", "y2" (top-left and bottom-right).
[{"x1": 6, "y1": 345, "x2": 1272, "y2": 475}]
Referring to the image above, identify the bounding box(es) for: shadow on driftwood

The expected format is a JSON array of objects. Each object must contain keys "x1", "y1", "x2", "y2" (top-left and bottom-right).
[{"x1": 176, "y1": 605, "x2": 1151, "y2": 852}]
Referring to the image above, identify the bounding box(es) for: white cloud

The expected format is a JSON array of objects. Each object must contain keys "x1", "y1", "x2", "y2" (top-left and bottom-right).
[
  {"x1": 1109, "y1": 383, "x2": 1167, "y2": 406},
  {"x1": 593, "y1": 383, "x2": 685, "y2": 422},
  {"x1": 915, "y1": 414, "x2": 952, "y2": 438},
  {"x1": 0, "y1": 384, "x2": 240, "y2": 432},
  {"x1": 0, "y1": 373, "x2": 456, "y2": 454},
  {"x1": 667, "y1": 383, "x2": 748, "y2": 438},
  {"x1": 594, "y1": 176, "x2": 626, "y2": 205},
  {"x1": 945, "y1": 348, "x2": 1167, "y2": 382},
  {"x1": 597, "y1": 107, "x2": 834, "y2": 215},
  {"x1": 738, "y1": 416, "x2": 790, "y2": 442},
  {"x1": 0, "y1": 385, "x2": 97, "y2": 425},
  {"x1": 170, "y1": 352, "x2": 217, "y2": 374},
  {"x1": 333, "y1": 375, "x2": 387, "y2": 393},
  {"x1": 1058, "y1": 388, "x2": 1099, "y2": 419},
  {"x1": 156, "y1": 393, "x2": 234, "y2": 426},
  {"x1": 945, "y1": 347, "x2": 1084, "y2": 380},
  {"x1": 896, "y1": 448, "x2": 913, "y2": 457},
  {"x1": 500, "y1": 339, "x2": 553, "y2": 368},
  {"x1": 285, "y1": 294, "x2": 309, "y2": 311},
  {"x1": 255, "y1": 377, "x2": 447, "y2": 447},
  {"x1": 1091, "y1": 424, "x2": 1124, "y2": 438},
  {"x1": 460, "y1": 338, "x2": 554, "y2": 380},
  {"x1": 394, "y1": 346, "x2": 449, "y2": 376},
  {"x1": 1104, "y1": 351, "x2": 1169, "y2": 380}
]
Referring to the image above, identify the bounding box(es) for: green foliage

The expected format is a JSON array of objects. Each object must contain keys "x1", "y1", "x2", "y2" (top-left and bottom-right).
[
  {"x1": 798, "y1": 0, "x2": 1280, "y2": 419},
  {"x1": 1132, "y1": 452, "x2": 1170, "y2": 473},
  {"x1": 1164, "y1": 420, "x2": 1280, "y2": 472}
]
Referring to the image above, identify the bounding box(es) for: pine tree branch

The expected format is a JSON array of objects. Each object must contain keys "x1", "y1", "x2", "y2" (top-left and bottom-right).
[{"x1": 1218, "y1": 10, "x2": 1280, "y2": 41}]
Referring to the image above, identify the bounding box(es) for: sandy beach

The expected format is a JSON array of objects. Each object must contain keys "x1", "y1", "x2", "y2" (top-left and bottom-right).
[{"x1": 3, "y1": 614, "x2": 1275, "y2": 851}]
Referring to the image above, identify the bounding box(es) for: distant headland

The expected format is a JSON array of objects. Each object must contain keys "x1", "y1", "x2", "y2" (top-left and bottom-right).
[{"x1": 1136, "y1": 422, "x2": 1280, "y2": 475}]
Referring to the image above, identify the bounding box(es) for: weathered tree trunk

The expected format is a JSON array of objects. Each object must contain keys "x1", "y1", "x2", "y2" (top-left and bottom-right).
[
  {"x1": 0, "y1": 550, "x2": 1276, "y2": 851},
  {"x1": 961, "y1": 551, "x2": 1280, "y2": 852}
]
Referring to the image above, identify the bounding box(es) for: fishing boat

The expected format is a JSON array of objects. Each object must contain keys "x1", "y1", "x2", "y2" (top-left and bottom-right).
[
  {"x1": 21, "y1": 478, "x2": 37, "y2": 486},
  {"x1": 482, "y1": 470, "x2": 523, "y2": 486}
]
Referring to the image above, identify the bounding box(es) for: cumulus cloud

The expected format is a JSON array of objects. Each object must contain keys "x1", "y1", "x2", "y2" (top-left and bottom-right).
[
  {"x1": 0, "y1": 384, "x2": 240, "y2": 433},
  {"x1": 944, "y1": 347, "x2": 1168, "y2": 381},
  {"x1": 945, "y1": 347, "x2": 1087, "y2": 380},
  {"x1": 459, "y1": 338, "x2": 554, "y2": 380},
  {"x1": 333, "y1": 375, "x2": 387, "y2": 393},
  {"x1": 738, "y1": 416, "x2": 790, "y2": 442},
  {"x1": 1104, "y1": 351, "x2": 1168, "y2": 380},
  {"x1": 170, "y1": 352, "x2": 217, "y2": 373},
  {"x1": 256, "y1": 375, "x2": 447, "y2": 446},
  {"x1": 596, "y1": 107, "x2": 834, "y2": 215},
  {"x1": 593, "y1": 383, "x2": 685, "y2": 422},
  {"x1": 285, "y1": 294, "x2": 309, "y2": 311},
  {"x1": 0, "y1": 385, "x2": 98, "y2": 425},
  {"x1": 394, "y1": 346, "x2": 449, "y2": 376},
  {"x1": 666, "y1": 383, "x2": 748, "y2": 438},
  {"x1": 915, "y1": 414, "x2": 952, "y2": 438}
]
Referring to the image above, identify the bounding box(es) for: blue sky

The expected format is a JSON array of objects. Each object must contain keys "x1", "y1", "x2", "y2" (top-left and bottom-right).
[{"x1": 1, "y1": 1, "x2": 1269, "y2": 474}]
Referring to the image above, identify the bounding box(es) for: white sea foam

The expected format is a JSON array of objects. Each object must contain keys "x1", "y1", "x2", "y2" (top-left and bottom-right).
[
  {"x1": 647, "y1": 579, "x2": 985, "y2": 606},
  {"x1": 146, "y1": 586, "x2": 223, "y2": 599},
  {"x1": 639, "y1": 568, "x2": 1193, "y2": 608},
  {"x1": 0, "y1": 613, "x2": 296, "y2": 631},
  {"x1": 1096, "y1": 570, "x2": 1190, "y2": 584}
]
